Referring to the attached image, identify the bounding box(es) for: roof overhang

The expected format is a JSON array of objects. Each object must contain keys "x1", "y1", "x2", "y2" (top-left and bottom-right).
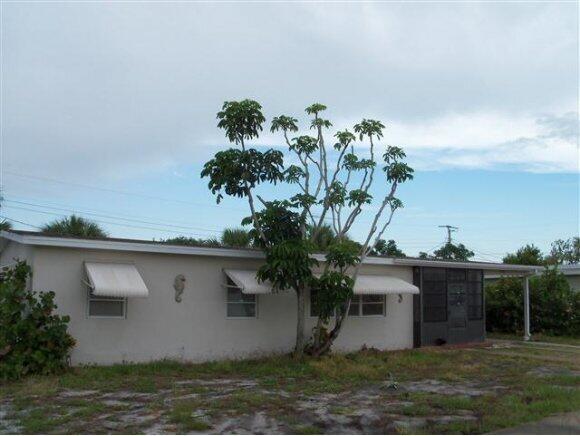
[
  {"x1": 391, "y1": 257, "x2": 540, "y2": 273},
  {"x1": 1, "y1": 230, "x2": 540, "y2": 273}
]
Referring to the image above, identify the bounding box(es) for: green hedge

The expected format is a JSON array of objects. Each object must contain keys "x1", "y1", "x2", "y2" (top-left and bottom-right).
[
  {"x1": 0, "y1": 261, "x2": 75, "y2": 379},
  {"x1": 486, "y1": 267, "x2": 580, "y2": 336}
]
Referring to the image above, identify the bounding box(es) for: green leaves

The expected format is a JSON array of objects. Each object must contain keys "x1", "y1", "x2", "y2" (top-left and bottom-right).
[
  {"x1": 284, "y1": 165, "x2": 306, "y2": 184},
  {"x1": 486, "y1": 269, "x2": 580, "y2": 336},
  {"x1": 42, "y1": 215, "x2": 107, "y2": 238},
  {"x1": 0, "y1": 261, "x2": 75, "y2": 380},
  {"x1": 203, "y1": 100, "x2": 417, "y2": 354},
  {"x1": 334, "y1": 130, "x2": 356, "y2": 150},
  {"x1": 271, "y1": 115, "x2": 299, "y2": 133},
  {"x1": 384, "y1": 162, "x2": 414, "y2": 184},
  {"x1": 289, "y1": 193, "x2": 318, "y2": 210},
  {"x1": 310, "y1": 118, "x2": 332, "y2": 130},
  {"x1": 311, "y1": 272, "x2": 354, "y2": 323},
  {"x1": 257, "y1": 239, "x2": 318, "y2": 292},
  {"x1": 382, "y1": 146, "x2": 414, "y2": 183},
  {"x1": 371, "y1": 239, "x2": 406, "y2": 257},
  {"x1": 201, "y1": 148, "x2": 284, "y2": 203},
  {"x1": 342, "y1": 154, "x2": 375, "y2": 171},
  {"x1": 353, "y1": 119, "x2": 385, "y2": 140},
  {"x1": 388, "y1": 197, "x2": 404, "y2": 211},
  {"x1": 327, "y1": 181, "x2": 347, "y2": 207},
  {"x1": 305, "y1": 103, "x2": 327, "y2": 115},
  {"x1": 217, "y1": 100, "x2": 266, "y2": 144},
  {"x1": 290, "y1": 136, "x2": 318, "y2": 156},
  {"x1": 432, "y1": 242, "x2": 475, "y2": 261},
  {"x1": 347, "y1": 189, "x2": 372, "y2": 207},
  {"x1": 248, "y1": 201, "x2": 304, "y2": 247},
  {"x1": 383, "y1": 145, "x2": 406, "y2": 163},
  {"x1": 325, "y1": 239, "x2": 361, "y2": 270}
]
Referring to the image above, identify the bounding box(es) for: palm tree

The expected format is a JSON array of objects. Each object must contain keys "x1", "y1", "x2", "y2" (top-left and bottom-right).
[
  {"x1": 42, "y1": 215, "x2": 108, "y2": 238},
  {"x1": 221, "y1": 227, "x2": 251, "y2": 248},
  {"x1": 0, "y1": 220, "x2": 12, "y2": 231}
]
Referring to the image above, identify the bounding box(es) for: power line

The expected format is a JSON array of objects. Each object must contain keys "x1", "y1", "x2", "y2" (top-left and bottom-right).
[
  {"x1": 3, "y1": 198, "x2": 223, "y2": 235},
  {"x1": 2, "y1": 205, "x2": 222, "y2": 238},
  {"x1": 4, "y1": 170, "x2": 245, "y2": 212},
  {"x1": 0, "y1": 215, "x2": 42, "y2": 230}
]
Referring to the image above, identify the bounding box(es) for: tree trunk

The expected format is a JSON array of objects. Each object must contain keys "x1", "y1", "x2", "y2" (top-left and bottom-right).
[
  {"x1": 294, "y1": 289, "x2": 306, "y2": 358},
  {"x1": 311, "y1": 296, "x2": 352, "y2": 357}
]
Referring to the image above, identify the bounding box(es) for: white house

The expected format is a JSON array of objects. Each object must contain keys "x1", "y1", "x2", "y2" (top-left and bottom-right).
[{"x1": 0, "y1": 230, "x2": 539, "y2": 365}]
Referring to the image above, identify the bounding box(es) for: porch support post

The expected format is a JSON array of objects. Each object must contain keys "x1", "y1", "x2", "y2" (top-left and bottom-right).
[{"x1": 523, "y1": 274, "x2": 531, "y2": 341}]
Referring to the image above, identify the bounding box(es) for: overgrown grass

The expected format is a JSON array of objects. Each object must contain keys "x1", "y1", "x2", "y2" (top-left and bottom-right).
[
  {"x1": 487, "y1": 332, "x2": 580, "y2": 346},
  {"x1": 168, "y1": 401, "x2": 211, "y2": 432},
  {"x1": 1, "y1": 343, "x2": 579, "y2": 434}
]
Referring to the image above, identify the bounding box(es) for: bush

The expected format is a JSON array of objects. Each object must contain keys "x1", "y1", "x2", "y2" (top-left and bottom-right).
[
  {"x1": 486, "y1": 267, "x2": 580, "y2": 336},
  {"x1": 0, "y1": 261, "x2": 75, "y2": 379}
]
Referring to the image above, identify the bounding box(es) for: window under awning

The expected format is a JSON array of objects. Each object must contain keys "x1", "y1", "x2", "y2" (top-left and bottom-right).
[
  {"x1": 223, "y1": 269, "x2": 419, "y2": 295},
  {"x1": 85, "y1": 262, "x2": 149, "y2": 298},
  {"x1": 224, "y1": 269, "x2": 273, "y2": 294}
]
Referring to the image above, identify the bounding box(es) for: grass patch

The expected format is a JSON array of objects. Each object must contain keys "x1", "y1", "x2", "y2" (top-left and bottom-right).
[
  {"x1": 2, "y1": 343, "x2": 579, "y2": 434},
  {"x1": 169, "y1": 401, "x2": 211, "y2": 432},
  {"x1": 430, "y1": 394, "x2": 477, "y2": 412},
  {"x1": 294, "y1": 424, "x2": 323, "y2": 434},
  {"x1": 487, "y1": 332, "x2": 580, "y2": 346}
]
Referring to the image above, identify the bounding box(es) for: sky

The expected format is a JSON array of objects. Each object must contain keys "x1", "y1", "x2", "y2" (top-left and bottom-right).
[{"x1": 1, "y1": 1, "x2": 578, "y2": 261}]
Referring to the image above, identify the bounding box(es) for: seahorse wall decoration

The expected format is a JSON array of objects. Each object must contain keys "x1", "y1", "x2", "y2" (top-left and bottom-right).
[{"x1": 174, "y1": 274, "x2": 186, "y2": 302}]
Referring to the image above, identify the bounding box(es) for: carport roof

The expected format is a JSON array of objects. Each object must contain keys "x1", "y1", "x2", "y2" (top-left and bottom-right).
[{"x1": 1, "y1": 230, "x2": 540, "y2": 273}]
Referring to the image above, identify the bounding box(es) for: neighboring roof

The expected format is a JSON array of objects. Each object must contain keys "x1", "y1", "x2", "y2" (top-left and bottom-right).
[
  {"x1": 559, "y1": 264, "x2": 580, "y2": 276},
  {"x1": 0, "y1": 230, "x2": 540, "y2": 273}
]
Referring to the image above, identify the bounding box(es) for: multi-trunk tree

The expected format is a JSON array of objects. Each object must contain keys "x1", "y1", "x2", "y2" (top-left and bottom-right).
[{"x1": 202, "y1": 100, "x2": 414, "y2": 356}]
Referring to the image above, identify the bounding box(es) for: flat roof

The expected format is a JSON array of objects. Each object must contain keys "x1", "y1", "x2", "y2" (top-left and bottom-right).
[{"x1": 0, "y1": 230, "x2": 540, "y2": 273}]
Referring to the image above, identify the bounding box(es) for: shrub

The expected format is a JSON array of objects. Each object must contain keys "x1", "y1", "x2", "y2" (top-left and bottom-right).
[
  {"x1": 0, "y1": 261, "x2": 75, "y2": 379},
  {"x1": 486, "y1": 267, "x2": 580, "y2": 336}
]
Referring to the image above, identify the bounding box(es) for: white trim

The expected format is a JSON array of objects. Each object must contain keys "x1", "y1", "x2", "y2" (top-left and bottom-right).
[
  {"x1": 1, "y1": 231, "x2": 540, "y2": 273},
  {"x1": 1, "y1": 231, "x2": 262, "y2": 259},
  {"x1": 392, "y1": 257, "x2": 540, "y2": 272}
]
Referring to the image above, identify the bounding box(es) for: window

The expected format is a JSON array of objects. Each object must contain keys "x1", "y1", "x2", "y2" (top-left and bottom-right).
[
  {"x1": 467, "y1": 270, "x2": 483, "y2": 320},
  {"x1": 422, "y1": 267, "x2": 447, "y2": 322},
  {"x1": 310, "y1": 291, "x2": 385, "y2": 317},
  {"x1": 348, "y1": 295, "x2": 386, "y2": 317},
  {"x1": 87, "y1": 290, "x2": 126, "y2": 318},
  {"x1": 225, "y1": 277, "x2": 257, "y2": 318},
  {"x1": 310, "y1": 288, "x2": 322, "y2": 317}
]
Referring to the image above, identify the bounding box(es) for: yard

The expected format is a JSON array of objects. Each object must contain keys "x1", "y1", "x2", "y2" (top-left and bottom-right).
[{"x1": 1, "y1": 339, "x2": 579, "y2": 435}]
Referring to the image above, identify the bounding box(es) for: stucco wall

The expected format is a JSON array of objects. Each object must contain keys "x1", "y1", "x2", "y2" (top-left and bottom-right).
[
  {"x1": 26, "y1": 245, "x2": 414, "y2": 365},
  {"x1": 0, "y1": 240, "x2": 34, "y2": 268},
  {"x1": 566, "y1": 275, "x2": 580, "y2": 292}
]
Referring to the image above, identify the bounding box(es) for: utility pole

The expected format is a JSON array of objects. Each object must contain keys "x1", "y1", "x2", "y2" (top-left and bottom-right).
[{"x1": 438, "y1": 225, "x2": 458, "y2": 244}]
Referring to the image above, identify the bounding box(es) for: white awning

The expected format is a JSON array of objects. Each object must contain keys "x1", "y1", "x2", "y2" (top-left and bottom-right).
[
  {"x1": 224, "y1": 269, "x2": 273, "y2": 294},
  {"x1": 224, "y1": 269, "x2": 418, "y2": 295},
  {"x1": 85, "y1": 262, "x2": 149, "y2": 298},
  {"x1": 353, "y1": 275, "x2": 419, "y2": 295}
]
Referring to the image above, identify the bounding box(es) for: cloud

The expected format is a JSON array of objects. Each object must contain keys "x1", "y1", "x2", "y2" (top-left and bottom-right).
[
  {"x1": 2, "y1": 2, "x2": 577, "y2": 181},
  {"x1": 391, "y1": 112, "x2": 579, "y2": 173}
]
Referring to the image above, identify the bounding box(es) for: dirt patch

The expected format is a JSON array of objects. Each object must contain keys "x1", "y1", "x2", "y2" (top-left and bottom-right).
[
  {"x1": 527, "y1": 366, "x2": 580, "y2": 377},
  {"x1": 402, "y1": 379, "x2": 505, "y2": 397},
  {"x1": 0, "y1": 401, "x2": 22, "y2": 434},
  {"x1": 0, "y1": 376, "x2": 496, "y2": 434}
]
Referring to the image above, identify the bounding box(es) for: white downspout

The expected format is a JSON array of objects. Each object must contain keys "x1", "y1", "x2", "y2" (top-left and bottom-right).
[{"x1": 523, "y1": 274, "x2": 531, "y2": 341}]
